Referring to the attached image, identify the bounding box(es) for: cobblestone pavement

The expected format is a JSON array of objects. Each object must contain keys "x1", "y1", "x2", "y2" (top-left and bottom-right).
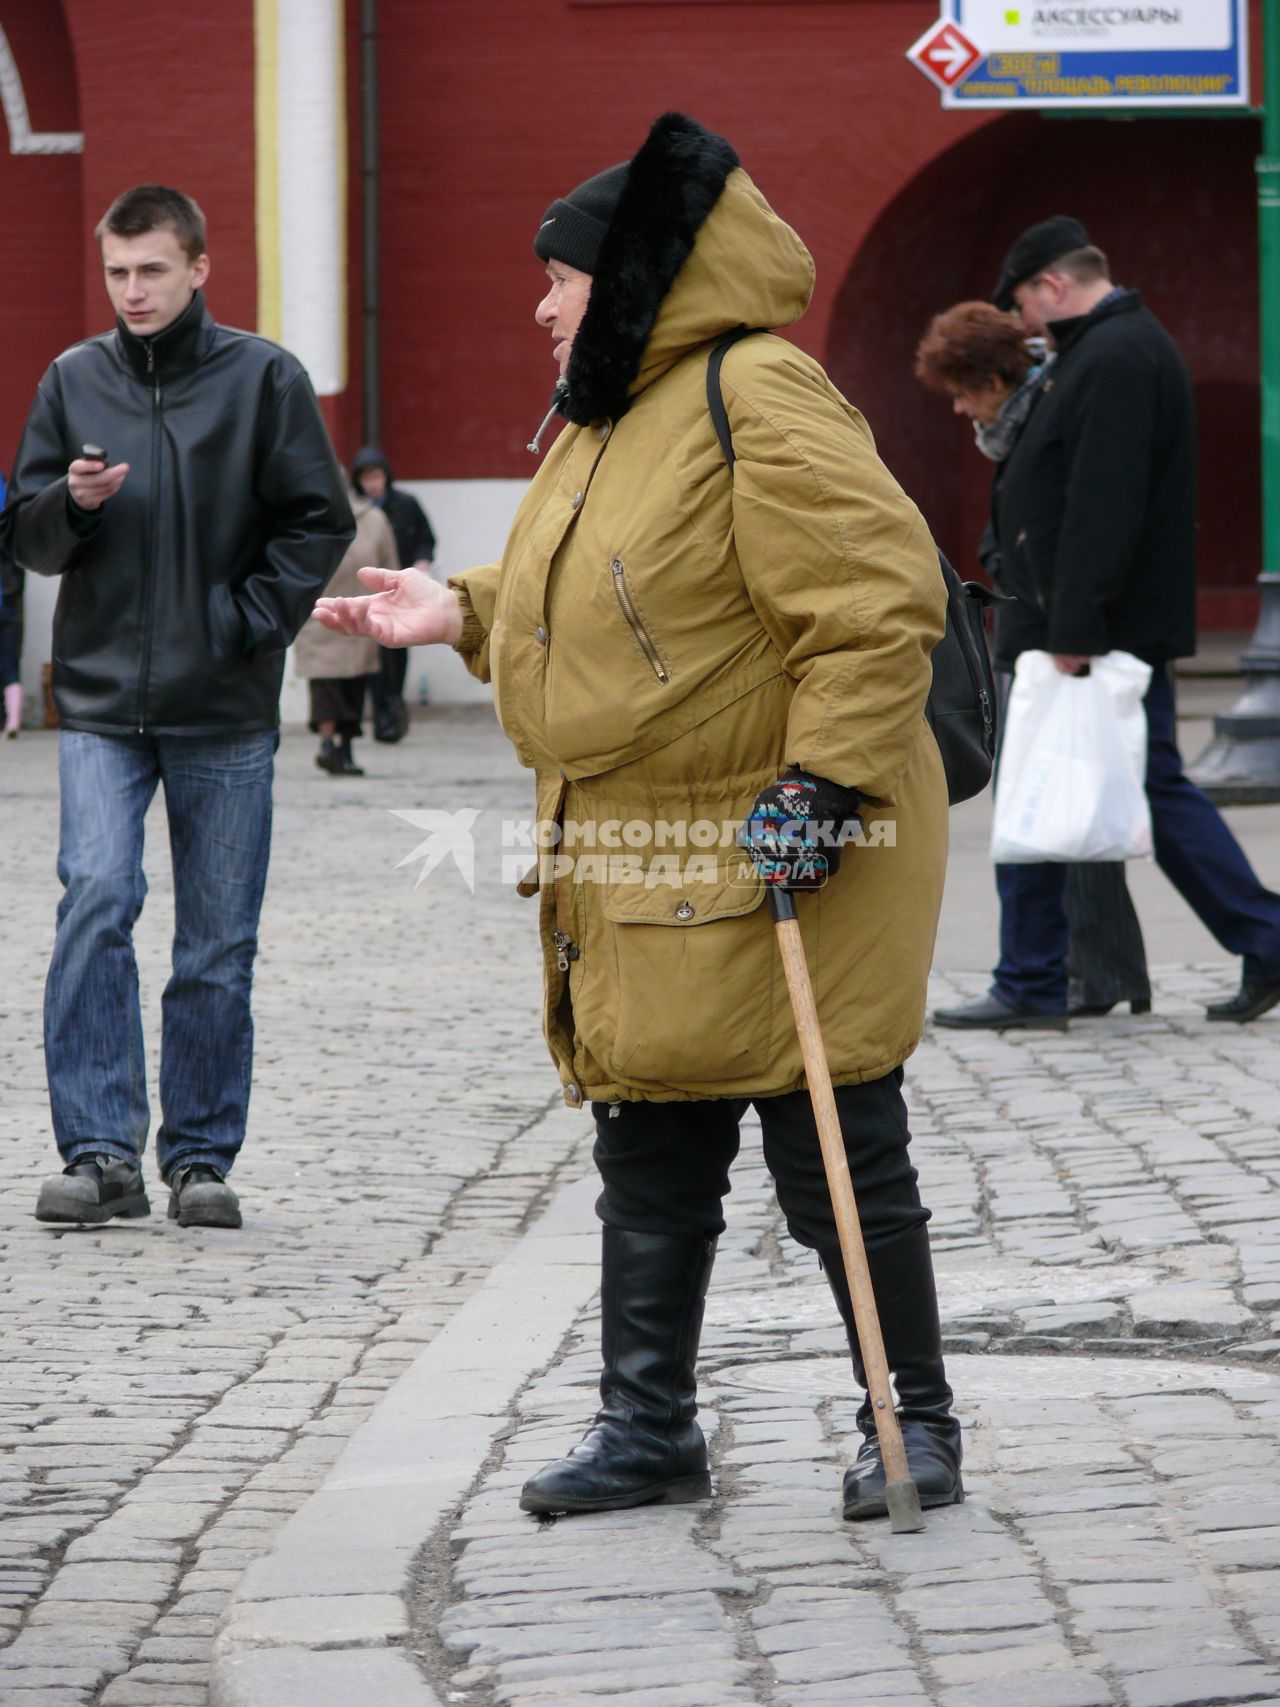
[
  {"x1": 422, "y1": 988, "x2": 1280, "y2": 1706},
  {"x1": 0, "y1": 713, "x2": 598, "y2": 1707},
  {"x1": 5, "y1": 709, "x2": 1280, "y2": 1706}
]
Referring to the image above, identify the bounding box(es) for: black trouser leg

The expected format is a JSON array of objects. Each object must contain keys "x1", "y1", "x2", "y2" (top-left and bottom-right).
[
  {"x1": 379, "y1": 644, "x2": 408, "y2": 700},
  {"x1": 757, "y1": 1069, "x2": 927, "y2": 1254},
  {"x1": 592, "y1": 1096, "x2": 745, "y2": 1235},
  {"x1": 1064, "y1": 862, "x2": 1152, "y2": 1012},
  {"x1": 369, "y1": 649, "x2": 409, "y2": 742}
]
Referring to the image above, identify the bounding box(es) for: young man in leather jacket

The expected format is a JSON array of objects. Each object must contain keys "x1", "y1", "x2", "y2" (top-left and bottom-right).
[{"x1": 0, "y1": 184, "x2": 354, "y2": 1229}]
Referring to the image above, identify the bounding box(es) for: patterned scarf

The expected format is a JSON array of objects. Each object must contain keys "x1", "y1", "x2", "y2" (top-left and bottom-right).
[{"x1": 973, "y1": 341, "x2": 1054, "y2": 462}]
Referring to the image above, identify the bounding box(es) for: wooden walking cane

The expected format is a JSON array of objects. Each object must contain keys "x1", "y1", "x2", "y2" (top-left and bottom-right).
[{"x1": 768, "y1": 884, "x2": 926, "y2": 1534}]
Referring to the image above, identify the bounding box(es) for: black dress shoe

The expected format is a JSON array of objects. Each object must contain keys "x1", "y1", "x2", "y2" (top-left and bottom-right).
[
  {"x1": 932, "y1": 993, "x2": 1067, "y2": 1031},
  {"x1": 1205, "y1": 979, "x2": 1280, "y2": 1024},
  {"x1": 1068, "y1": 997, "x2": 1152, "y2": 1017}
]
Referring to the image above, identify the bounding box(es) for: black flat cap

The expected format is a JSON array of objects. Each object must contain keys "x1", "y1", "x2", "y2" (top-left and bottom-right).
[{"x1": 992, "y1": 215, "x2": 1090, "y2": 310}]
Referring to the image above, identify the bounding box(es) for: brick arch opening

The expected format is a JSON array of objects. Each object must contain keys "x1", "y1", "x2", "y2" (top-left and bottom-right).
[{"x1": 825, "y1": 111, "x2": 1264, "y2": 632}]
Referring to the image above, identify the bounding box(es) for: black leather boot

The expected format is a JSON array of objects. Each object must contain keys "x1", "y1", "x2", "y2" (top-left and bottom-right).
[
  {"x1": 519, "y1": 1229, "x2": 717, "y2": 1515},
  {"x1": 817, "y1": 1223, "x2": 963, "y2": 1521}
]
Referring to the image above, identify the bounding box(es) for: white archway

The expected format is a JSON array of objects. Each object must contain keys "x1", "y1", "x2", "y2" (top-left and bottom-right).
[{"x1": 0, "y1": 21, "x2": 81, "y2": 154}]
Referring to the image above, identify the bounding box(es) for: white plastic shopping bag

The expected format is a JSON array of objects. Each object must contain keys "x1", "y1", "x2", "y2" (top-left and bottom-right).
[{"x1": 991, "y1": 650, "x2": 1154, "y2": 863}]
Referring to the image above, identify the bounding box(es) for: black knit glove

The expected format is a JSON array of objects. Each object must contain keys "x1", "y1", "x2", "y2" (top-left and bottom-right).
[{"x1": 738, "y1": 768, "x2": 863, "y2": 891}]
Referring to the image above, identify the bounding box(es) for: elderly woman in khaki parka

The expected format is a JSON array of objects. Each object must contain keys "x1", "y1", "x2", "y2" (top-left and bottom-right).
[{"x1": 314, "y1": 114, "x2": 961, "y2": 1524}]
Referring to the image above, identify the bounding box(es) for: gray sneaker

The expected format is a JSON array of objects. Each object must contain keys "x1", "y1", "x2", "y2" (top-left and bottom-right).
[
  {"x1": 167, "y1": 1163, "x2": 241, "y2": 1229},
  {"x1": 35, "y1": 1154, "x2": 151, "y2": 1224}
]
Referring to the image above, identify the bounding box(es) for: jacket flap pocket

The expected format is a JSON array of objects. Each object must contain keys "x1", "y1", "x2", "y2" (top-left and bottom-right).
[{"x1": 602, "y1": 855, "x2": 764, "y2": 926}]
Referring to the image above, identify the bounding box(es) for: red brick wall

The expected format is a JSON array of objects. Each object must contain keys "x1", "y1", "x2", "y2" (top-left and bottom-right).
[
  {"x1": 0, "y1": 0, "x2": 81, "y2": 471},
  {"x1": 829, "y1": 108, "x2": 1266, "y2": 619},
  {"x1": 374, "y1": 0, "x2": 996, "y2": 480},
  {"x1": 3, "y1": 0, "x2": 1269, "y2": 624},
  {"x1": 63, "y1": 0, "x2": 257, "y2": 336},
  {"x1": 371, "y1": 0, "x2": 1267, "y2": 617}
]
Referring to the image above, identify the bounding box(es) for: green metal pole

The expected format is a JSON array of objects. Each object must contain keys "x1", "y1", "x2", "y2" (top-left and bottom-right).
[{"x1": 1188, "y1": 2, "x2": 1280, "y2": 802}]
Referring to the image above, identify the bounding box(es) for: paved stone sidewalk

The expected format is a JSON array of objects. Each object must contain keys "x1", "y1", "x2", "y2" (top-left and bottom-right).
[
  {"x1": 0, "y1": 714, "x2": 600, "y2": 1707},
  {"x1": 6, "y1": 709, "x2": 1280, "y2": 1706},
  {"x1": 421, "y1": 992, "x2": 1280, "y2": 1707}
]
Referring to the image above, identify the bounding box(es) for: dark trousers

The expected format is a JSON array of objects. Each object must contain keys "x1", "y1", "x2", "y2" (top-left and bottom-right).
[
  {"x1": 368, "y1": 644, "x2": 407, "y2": 713},
  {"x1": 592, "y1": 1068, "x2": 928, "y2": 1255},
  {"x1": 991, "y1": 863, "x2": 1152, "y2": 1009},
  {"x1": 993, "y1": 662, "x2": 1280, "y2": 1008},
  {"x1": 1065, "y1": 863, "x2": 1151, "y2": 1010}
]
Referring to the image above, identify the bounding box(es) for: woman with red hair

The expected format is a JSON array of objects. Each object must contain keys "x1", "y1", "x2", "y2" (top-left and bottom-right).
[{"x1": 915, "y1": 301, "x2": 1151, "y2": 1023}]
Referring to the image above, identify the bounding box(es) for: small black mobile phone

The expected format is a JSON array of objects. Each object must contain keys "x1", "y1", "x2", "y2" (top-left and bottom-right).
[{"x1": 81, "y1": 443, "x2": 108, "y2": 466}]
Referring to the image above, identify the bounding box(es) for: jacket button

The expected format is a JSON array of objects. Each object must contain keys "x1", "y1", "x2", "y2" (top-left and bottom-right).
[
  {"x1": 565, "y1": 1083, "x2": 582, "y2": 1105},
  {"x1": 535, "y1": 625, "x2": 547, "y2": 645},
  {"x1": 571, "y1": 491, "x2": 583, "y2": 510},
  {"x1": 675, "y1": 900, "x2": 694, "y2": 920}
]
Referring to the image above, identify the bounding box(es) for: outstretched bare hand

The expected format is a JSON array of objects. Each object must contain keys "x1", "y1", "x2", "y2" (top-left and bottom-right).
[{"x1": 312, "y1": 566, "x2": 464, "y2": 649}]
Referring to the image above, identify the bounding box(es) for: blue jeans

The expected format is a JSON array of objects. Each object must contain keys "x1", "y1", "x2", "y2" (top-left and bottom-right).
[
  {"x1": 993, "y1": 663, "x2": 1280, "y2": 1010},
  {"x1": 45, "y1": 730, "x2": 277, "y2": 1179}
]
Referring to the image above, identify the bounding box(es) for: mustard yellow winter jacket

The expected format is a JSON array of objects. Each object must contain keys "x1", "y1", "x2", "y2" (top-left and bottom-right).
[{"x1": 452, "y1": 135, "x2": 946, "y2": 1106}]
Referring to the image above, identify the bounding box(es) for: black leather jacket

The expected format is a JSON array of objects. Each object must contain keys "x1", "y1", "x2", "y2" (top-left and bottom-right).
[
  {"x1": 991, "y1": 290, "x2": 1197, "y2": 666},
  {"x1": 0, "y1": 292, "x2": 354, "y2": 734}
]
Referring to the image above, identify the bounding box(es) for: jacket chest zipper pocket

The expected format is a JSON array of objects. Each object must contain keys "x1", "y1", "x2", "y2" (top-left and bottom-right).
[{"x1": 610, "y1": 558, "x2": 669, "y2": 683}]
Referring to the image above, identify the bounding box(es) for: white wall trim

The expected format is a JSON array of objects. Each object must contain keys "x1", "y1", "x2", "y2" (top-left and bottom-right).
[
  {"x1": 0, "y1": 23, "x2": 82, "y2": 155},
  {"x1": 255, "y1": 0, "x2": 346, "y2": 395}
]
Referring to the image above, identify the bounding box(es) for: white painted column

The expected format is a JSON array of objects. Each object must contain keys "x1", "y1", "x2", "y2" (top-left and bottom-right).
[{"x1": 254, "y1": 0, "x2": 347, "y2": 394}]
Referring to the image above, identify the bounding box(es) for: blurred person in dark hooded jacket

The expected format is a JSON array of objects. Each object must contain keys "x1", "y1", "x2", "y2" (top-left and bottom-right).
[{"x1": 351, "y1": 447, "x2": 436, "y2": 743}]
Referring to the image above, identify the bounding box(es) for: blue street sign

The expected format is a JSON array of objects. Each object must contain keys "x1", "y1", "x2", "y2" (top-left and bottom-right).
[{"x1": 923, "y1": 1, "x2": 1250, "y2": 109}]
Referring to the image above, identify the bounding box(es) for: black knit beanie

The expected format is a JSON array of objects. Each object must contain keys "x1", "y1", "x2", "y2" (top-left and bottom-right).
[{"x1": 533, "y1": 162, "x2": 629, "y2": 274}]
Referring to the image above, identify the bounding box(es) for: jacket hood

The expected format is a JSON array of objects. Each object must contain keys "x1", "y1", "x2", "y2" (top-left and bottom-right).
[
  {"x1": 352, "y1": 445, "x2": 393, "y2": 482},
  {"x1": 562, "y1": 113, "x2": 814, "y2": 426}
]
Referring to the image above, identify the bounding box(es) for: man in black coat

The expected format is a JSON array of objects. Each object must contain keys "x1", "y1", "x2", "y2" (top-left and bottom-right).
[
  {"x1": 0, "y1": 184, "x2": 354, "y2": 1228},
  {"x1": 936, "y1": 216, "x2": 1280, "y2": 1030},
  {"x1": 351, "y1": 446, "x2": 436, "y2": 742}
]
